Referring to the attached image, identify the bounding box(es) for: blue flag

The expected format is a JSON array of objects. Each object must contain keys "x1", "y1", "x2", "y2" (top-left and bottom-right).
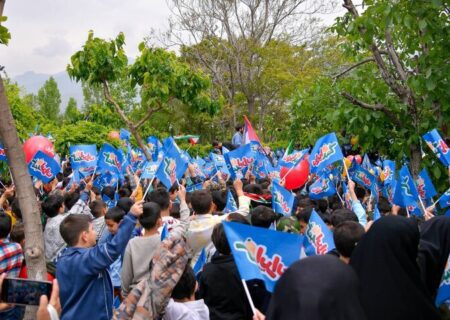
[
  {"x1": 28, "y1": 151, "x2": 60, "y2": 183},
  {"x1": 351, "y1": 163, "x2": 376, "y2": 192},
  {"x1": 303, "y1": 209, "x2": 335, "y2": 256},
  {"x1": 436, "y1": 253, "x2": 450, "y2": 306},
  {"x1": 223, "y1": 221, "x2": 304, "y2": 292},
  {"x1": 309, "y1": 133, "x2": 344, "y2": 174},
  {"x1": 120, "y1": 128, "x2": 131, "y2": 141},
  {"x1": 278, "y1": 149, "x2": 308, "y2": 169},
  {"x1": 186, "y1": 183, "x2": 203, "y2": 193},
  {"x1": 146, "y1": 136, "x2": 160, "y2": 161},
  {"x1": 69, "y1": 145, "x2": 97, "y2": 170},
  {"x1": 223, "y1": 189, "x2": 238, "y2": 214},
  {"x1": 210, "y1": 152, "x2": 229, "y2": 175},
  {"x1": 438, "y1": 188, "x2": 450, "y2": 209},
  {"x1": 141, "y1": 161, "x2": 160, "y2": 180},
  {"x1": 393, "y1": 165, "x2": 421, "y2": 215},
  {"x1": 93, "y1": 171, "x2": 118, "y2": 191},
  {"x1": 193, "y1": 247, "x2": 207, "y2": 276},
  {"x1": 309, "y1": 174, "x2": 337, "y2": 200},
  {"x1": 423, "y1": 129, "x2": 450, "y2": 167},
  {"x1": 272, "y1": 182, "x2": 295, "y2": 216},
  {"x1": 224, "y1": 144, "x2": 256, "y2": 179},
  {"x1": 155, "y1": 143, "x2": 188, "y2": 189},
  {"x1": 160, "y1": 223, "x2": 169, "y2": 241},
  {"x1": 222, "y1": 146, "x2": 230, "y2": 154},
  {"x1": 66, "y1": 169, "x2": 81, "y2": 191},
  {"x1": 252, "y1": 152, "x2": 273, "y2": 179},
  {"x1": 373, "y1": 205, "x2": 381, "y2": 221},
  {"x1": 97, "y1": 144, "x2": 122, "y2": 174},
  {"x1": 362, "y1": 154, "x2": 373, "y2": 171},
  {"x1": 416, "y1": 168, "x2": 437, "y2": 200},
  {"x1": 0, "y1": 144, "x2": 6, "y2": 162},
  {"x1": 102, "y1": 193, "x2": 118, "y2": 209},
  {"x1": 382, "y1": 160, "x2": 396, "y2": 186}
]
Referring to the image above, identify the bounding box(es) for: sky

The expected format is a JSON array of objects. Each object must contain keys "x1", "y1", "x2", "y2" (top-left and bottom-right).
[
  {"x1": 0, "y1": 0, "x2": 345, "y2": 77},
  {"x1": 0, "y1": 0, "x2": 171, "y2": 77}
]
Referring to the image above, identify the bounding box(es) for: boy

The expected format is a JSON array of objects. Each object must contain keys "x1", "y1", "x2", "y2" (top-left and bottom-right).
[
  {"x1": 56, "y1": 200, "x2": 143, "y2": 320},
  {"x1": 121, "y1": 186, "x2": 189, "y2": 297},
  {"x1": 333, "y1": 221, "x2": 365, "y2": 264},
  {"x1": 147, "y1": 188, "x2": 180, "y2": 233},
  {"x1": 89, "y1": 199, "x2": 107, "y2": 242},
  {"x1": 164, "y1": 265, "x2": 209, "y2": 320}
]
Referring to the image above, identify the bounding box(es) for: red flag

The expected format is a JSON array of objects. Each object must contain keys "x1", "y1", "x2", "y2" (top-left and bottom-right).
[{"x1": 243, "y1": 115, "x2": 261, "y2": 144}]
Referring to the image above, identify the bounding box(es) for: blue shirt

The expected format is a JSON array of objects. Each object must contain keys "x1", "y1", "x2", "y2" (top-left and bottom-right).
[{"x1": 232, "y1": 132, "x2": 243, "y2": 147}]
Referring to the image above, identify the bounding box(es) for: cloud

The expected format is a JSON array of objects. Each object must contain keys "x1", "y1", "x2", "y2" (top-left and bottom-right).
[{"x1": 33, "y1": 37, "x2": 72, "y2": 57}]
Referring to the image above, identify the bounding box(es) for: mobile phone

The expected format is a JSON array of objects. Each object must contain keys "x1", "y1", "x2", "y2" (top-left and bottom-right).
[{"x1": 1, "y1": 277, "x2": 52, "y2": 306}]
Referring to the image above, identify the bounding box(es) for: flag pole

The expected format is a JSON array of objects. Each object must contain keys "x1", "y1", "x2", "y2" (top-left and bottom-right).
[
  {"x1": 0, "y1": 179, "x2": 5, "y2": 189},
  {"x1": 342, "y1": 159, "x2": 351, "y2": 180},
  {"x1": 430, "y1": 192, "x2": 447, "y2": 209},
  {"x1": 142, "y1": 177, "x2": 155, "y2": 200},
  {"x1": 8, "y1": 168, "x2": 14, "y2": 185},
  {"x1": 241, "y1": 279, "x2": 256, "y2": 316}
]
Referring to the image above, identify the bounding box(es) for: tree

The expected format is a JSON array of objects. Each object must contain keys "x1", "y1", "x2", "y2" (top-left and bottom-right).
[
  {"x1": 330, "y1": 0, "x2": 450, "y2": 177},
  {"x1": 162, "y1": 0, "x2": 334, "y2": 131},
  {"x1": 67, "y1": 31, "x2": 219, "y2": 160},
  {"x1": 37, "y1": 76, "x2": 61, "y2": 122},
  {"x1": 64, "y1": 97, "x2": 81, "y2": 123},
  {"x1": 0, "y1": 0, "x2": 47, "y2": 290}
]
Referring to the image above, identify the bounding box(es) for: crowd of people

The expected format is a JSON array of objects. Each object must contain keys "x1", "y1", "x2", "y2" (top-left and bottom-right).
[{"x1": 0, "y1": 132, "x2": 449, "y2": 320}]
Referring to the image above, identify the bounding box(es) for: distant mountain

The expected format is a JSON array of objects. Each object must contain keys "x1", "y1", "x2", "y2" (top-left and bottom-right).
[{"x1": 13, "y1": 70, "x2": 84, "y2": 111}]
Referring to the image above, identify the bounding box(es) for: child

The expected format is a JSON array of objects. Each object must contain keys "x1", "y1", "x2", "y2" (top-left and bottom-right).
[
  {"x1": 164, "y1": 265, "x2": 209, "y2": 320},
  {"x1": 333, "y1": 221, "x2": 365, "y2": 264},
  {"x1": 56, "y1": 201, "x2": 143, "y2": 320},
  {"x1": 89, "y1": 200, "x2": 107, "y2": 242}
]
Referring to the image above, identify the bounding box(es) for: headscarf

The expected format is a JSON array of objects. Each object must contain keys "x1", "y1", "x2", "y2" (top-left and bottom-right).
[
  {"x1": 418, "y1": 216, "x2": 450, "y2": 300},
  {"x1": 350, "y1": 215, "x2": 440, "y2": 320},
  {"x1": 266, "y1": 255, "x2": 366, "y2": 320}
]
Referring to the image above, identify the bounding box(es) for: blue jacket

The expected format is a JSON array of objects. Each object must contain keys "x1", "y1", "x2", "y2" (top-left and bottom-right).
[{"x1": 56, "y1": 213, "x2": 137, "y2": 320}]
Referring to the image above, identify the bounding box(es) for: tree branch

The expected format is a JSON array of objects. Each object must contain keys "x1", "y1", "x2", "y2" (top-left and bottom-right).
[
  {"x1": 333, "y1": 57, "x2": 376, "y2": 82},
  {"x1": 341, "y1": 92, "x2": 402, "y2": 128},
  {"x1": 102, "y1": 81, "x2": 133, "y2": 127},
  {"x1": 135, "y1": 103, "x2": 163, "y2": 129}
]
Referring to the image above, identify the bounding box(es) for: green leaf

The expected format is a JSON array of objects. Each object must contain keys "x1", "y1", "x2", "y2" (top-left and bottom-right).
[
  {"x1": 419, "y1": 19, "x2": 427, "y2": 31},
  {"x1": 426, "y1": 78, "x2": 436, "y2": 91}
]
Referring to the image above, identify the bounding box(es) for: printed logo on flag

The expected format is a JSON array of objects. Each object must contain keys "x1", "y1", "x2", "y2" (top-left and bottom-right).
[
  {"x1": 163, "y1": 157, "x2": 177, "y2": 185},
  {"x1": 355, "y1": 171, "x2": 372, "y2": 188},
  {"x1": 72, "y1": 150, "x2": 96, "y2": 163},
  {"x1": 383, "y1": 166, "x2": 393, "y2": 182},
  {"x1": 401, "y1": 176, "x2": 413, "y2": 197},
  {"x1": 234, "y1": 238, "x2": 287, "y2": 280},
  {"x1": 311, "y1": 142, "x2": 338, "y2": 168},
  {"x1": 283, "y1": 152, "x2": 303, "y2": 164},
  {"x1": 416, "y1": 176, "x2": 426, "y2": 199},
  {"x1": 0, "y1": 148, "x2": 5, "y2": 157},
  {"x1": 103, "y1": 152, "x2": 121, "y2": 169},
  {"x1": 310, "y1": 178, "x2": 330, "y2": 194},
  {"x1": 273, "y1": 191, "x2": 290, "y2": 215},
  {"x1": 29, "y1": 158, "x2": 54, "y2": 178},
  {"x1": 305, "y1": 222, "x2": 329, "y2": 255},
  {"x1": 426, "y1": 139, "x2": 450, "y2": 155}
]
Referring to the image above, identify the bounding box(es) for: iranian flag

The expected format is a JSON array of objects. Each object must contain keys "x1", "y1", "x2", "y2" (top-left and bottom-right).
[
  {"x1": 174, "y1": 135, "x2": 200, "y2": 145},
  {"x1": 243, "y1": 115, "x2": 261, "y2": 144}
]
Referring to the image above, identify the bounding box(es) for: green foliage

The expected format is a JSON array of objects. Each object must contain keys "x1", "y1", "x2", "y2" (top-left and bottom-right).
[
  {"x1": 0, "y1": 16, "x2": 10, "y2": 45},
  {"x1": 63, "y1": 97, "x2": 81, "y2": 124},
  {"x1": 37, "y1": 77, "x2": 61, "y2": 122}
]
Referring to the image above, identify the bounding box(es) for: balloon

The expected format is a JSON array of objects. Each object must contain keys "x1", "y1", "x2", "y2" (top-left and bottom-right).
[
  {"x1": 23, "y1": 136, "x2": 55, "y2": 163},
  {"x1": 108, "y1": 131, "x2": 120, "y2": 141},
  {"x1": 350, "y1": 136, "x2": 359, "y2": 146},
  {"x1": 280, "y1": 157, "x2": 309, "y2": 190},
  {"x1": 354, "y1": 155, "x2": 362, "y2": 164}
]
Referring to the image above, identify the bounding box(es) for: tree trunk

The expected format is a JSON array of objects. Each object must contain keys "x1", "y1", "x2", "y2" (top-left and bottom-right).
[
  {"x1": 0, "y1": 77, "x2": 47, "y2": 279},
  {"x1": 130, "y1": 125, "x2": 152, "y2": 161},
  {"x1": 409, "y1": 143, "x2": 421, "y2": 179}
]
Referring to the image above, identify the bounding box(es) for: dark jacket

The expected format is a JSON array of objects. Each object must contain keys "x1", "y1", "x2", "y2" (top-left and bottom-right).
[
  {"x1": 198, "y1": 254, "x2": 252, "y2": 320},
  {"x1": 56, "y1": 213, "x2": 137, "y2": 320}
]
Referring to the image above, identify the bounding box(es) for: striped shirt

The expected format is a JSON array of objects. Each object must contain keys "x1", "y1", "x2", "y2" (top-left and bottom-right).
[{"x1": 0, "y1": 239, "x2": 24, "y2": 277}]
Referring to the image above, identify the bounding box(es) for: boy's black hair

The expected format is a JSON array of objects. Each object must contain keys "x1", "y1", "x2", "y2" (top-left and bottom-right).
[
  {"x1": 330, "y1": 209, "x2": 358, "y2": 227},
  {"x1": 191, "y1": 190, "x2": 212, "y2": 215},
  {"x1": 89, "y1": 200, "x2": 106, "y2": 219},
  {"x1": 118, "y1": 188, "x2": 131, "y2": 198},
  {"x1": 171, "y1": 264, "x2": 196, "y2": 300},
  {"x1": 170, "y1": 202, "x2": 181, "y2": 219},
  {"x1": 211, "y1": 190, "x2": 227, "y2": 212},
  {"x1": 117, "y1": 197, "x2": 133, "y2": 214},
  {"x1": 333, "y1": 221, "x2": 365, "y2": 258},
  {"x1": 105, "y1": 206, "x2": 126, "y2": 223},
  {"x1": 243, "y1": 183, "x2": 263, "y2": 195},
  {"x1": 147, "y1": 188, "x2": 170, "y2": 210},
  {"x1": 11, "y1": 198, "x2": 22, "y2": 220},
  {"x1": 354, "y1": 186, "x2": 366, "y2": 201},
  {"x1": 227, "y1": 212, "x2": 250, "y2": 225},
  {"x1": 91, "y1": 186, "x2": 101, "y2": 196},
  {"x1": 42, "y1": 194, "x2": 65, "y2": 218},
  {"x1": 102, "y1": 186, "x2": 116, "y2": 201},
  {"x1": 0, "y1": 213, "x2": 12, "y2": 239},
  {"x1": 140, "y1": 202, "x2": 161, "y2": 230},
  {"x1": 10, "y1": 222, "x2": 25, "y2": 244},
  {"x1": 60, "y1": 214, "x2": 91, "y2": 247},
  {"x1": 212, "y1": 223, "x2": 230, "y2": 255},
  {"x1": 250, "y1": 206, "x2": 277, "y2": 228},
  {"x1": 296, "y1": 207, "x2": 313, "y2": 223},
  {"x1": 64, "y1": 192, "x2": 80, "y2": 211},
  {"x1": 312, "y1": 198, "x2": 329, "y2": 214},
  {"x1": 377, "y1": 196, "x2": 391, "y2": 215}
]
